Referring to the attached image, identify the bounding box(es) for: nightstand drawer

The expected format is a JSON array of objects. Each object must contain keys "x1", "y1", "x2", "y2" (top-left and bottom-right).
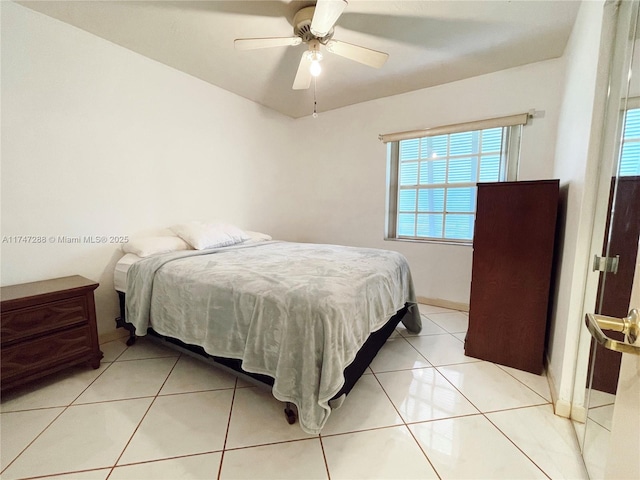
[
  {"x1": 1, "y1": 296, "x2": 89, "y2": 345},
  {"x1": 0, "y1": 324, "x2": 94, "y2": 386},
  {"x1": 1, "y1": 275, "x2": 102, "y2": 392}
]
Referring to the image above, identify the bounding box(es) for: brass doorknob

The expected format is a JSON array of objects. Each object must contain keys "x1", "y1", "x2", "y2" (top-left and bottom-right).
[{"x1": 585, "y1": 309, "x2": 640, "y2": 355}]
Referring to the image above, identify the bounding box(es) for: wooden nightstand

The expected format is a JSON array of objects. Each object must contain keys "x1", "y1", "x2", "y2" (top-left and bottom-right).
[{"x1": 1, "y1": 275, "x2": 103, "y2": 392}]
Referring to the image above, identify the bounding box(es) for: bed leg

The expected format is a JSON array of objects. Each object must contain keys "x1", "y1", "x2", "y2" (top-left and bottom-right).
[
  {"x1": 284, "y1": 402, "x2": 297, "y2": 425},
  {"x1": 115, "y1": 316, "x2": 137, "y2": 346}
]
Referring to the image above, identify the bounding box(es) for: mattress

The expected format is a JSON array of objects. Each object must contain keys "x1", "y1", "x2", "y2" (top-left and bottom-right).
[
  {"x1": 114, "y1": 234, "x2": 273, "y2": 292},
  {"x1": 114, "y1": 253, "x2": 143, "y2": 293},
  {"x1": 124, "y1": 241, "x2": 421, "y2": 433}
]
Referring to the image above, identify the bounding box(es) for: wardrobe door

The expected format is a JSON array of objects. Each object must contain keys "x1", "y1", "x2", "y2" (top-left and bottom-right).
[{"x1": 465, "y1": 180, "x2": 559, "y2": 374}]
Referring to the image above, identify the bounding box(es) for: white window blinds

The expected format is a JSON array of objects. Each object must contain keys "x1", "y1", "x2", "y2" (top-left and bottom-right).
[
  {"x1": 620, "y1": 107, "x2": 640, "y2": 176},
  {"x1": 385, "y1": 115, "x2": 526, "y2": 243}
]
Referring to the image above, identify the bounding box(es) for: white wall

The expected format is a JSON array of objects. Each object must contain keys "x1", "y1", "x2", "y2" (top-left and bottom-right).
[
  {"x1": 281, "y1": 59, "x2": 565, "y2": 306},
  {"x1": 546, "y1": 0, "x2": 609, "y2": 414},
  {"x1": 0, "y1": 1, "x2": 574, "y2": 351},
  {"x1": 0, "y1": 2, "x2": 296, "y2": 336}
]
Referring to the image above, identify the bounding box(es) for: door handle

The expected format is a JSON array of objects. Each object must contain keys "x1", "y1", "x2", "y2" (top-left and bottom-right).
[{"x1": 585, "y1": 309, "x2": 640, "y2": 355}]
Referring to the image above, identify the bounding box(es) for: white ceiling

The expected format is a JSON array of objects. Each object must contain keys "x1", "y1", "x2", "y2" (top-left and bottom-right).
[{"x1": 18, "y1": 0, "x2": 581, "y2": 118}]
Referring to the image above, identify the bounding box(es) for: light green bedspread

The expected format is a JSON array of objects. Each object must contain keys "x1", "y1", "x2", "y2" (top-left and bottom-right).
[{"x1": 126, "y1": 241, "x2": 421, "y2": 433}]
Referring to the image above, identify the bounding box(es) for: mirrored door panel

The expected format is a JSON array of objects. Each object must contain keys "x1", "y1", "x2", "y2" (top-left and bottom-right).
[{"x1": 578, "y1": 1, "x2": 640, "y2": 478}]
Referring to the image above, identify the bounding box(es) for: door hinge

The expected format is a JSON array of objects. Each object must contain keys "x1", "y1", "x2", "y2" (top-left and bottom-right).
[{"x1": 592, "y1": 254, "x2": 620, "y2": 274}]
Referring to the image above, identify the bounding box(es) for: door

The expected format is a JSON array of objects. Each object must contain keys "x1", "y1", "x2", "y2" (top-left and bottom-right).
[
  {"x1": 589, "y1": 175, "x2": 640, "y2": 395},
  {"x1": 604, "y1": 251, "x2": 640, "y2": 479},
  {"x1": 584, "y1": 0, "x2": 640, "y2": 398},
  {"x1": 577, "y1": 1, "x2": 640, "y2": 478},
  {"x1": 582, "y1": 248, "x2": 640, "y2": 480}
]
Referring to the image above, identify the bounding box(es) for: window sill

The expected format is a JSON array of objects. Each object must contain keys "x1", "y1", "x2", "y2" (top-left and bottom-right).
[{"x1": 384, "y1": 237, "x2": 472, "y2": 247}]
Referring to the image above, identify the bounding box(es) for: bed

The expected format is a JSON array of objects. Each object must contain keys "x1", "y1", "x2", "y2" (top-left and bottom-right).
[{"x1": 115, "y1": 238, "x2": 421, "y2": 434}]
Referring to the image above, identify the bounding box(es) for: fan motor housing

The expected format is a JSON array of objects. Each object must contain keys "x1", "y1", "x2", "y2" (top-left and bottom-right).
[{"x1": 293, "y1": 6, "x2": 333, "y2": 43}]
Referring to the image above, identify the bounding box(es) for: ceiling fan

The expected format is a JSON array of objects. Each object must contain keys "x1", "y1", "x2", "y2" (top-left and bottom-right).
[{"x1": 234, "y1": 0, "x2": 389, "y2": 90}]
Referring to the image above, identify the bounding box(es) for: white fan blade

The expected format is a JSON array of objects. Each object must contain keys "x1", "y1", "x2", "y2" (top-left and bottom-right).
[
  {"x1": 234, "y1": 37, "x2": 302, "y2": 50},
  {"x1": 311, "y1": 0, "x2": 348, "y2": 37},
  {"x1": 326, "y1": 40, "x2": 388, "y2": 68},
  {"x1": 292, "y1": 52, "x2": 312, "y2": 90}
]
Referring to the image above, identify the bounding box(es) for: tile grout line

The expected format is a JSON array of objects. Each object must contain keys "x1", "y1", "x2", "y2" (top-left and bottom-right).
[
  {"x1": 0, "y1": 406, "x2": 67, "y2": 477},
  {"x1": 2, "y1": 316, "x2": 581, "y2": 479},
  {"x1": 429, "y1": 359, "x2": 556, "y2": 479},
  {"x1": 216, "y1": 376, "x2": 239, "y2": 479},
  {"x1": 584, "y1": 414, "x2": 613, "y2": 432},
  {"x1": 221, "y1": 436, "x2": 321, "y2": 453},
  {"x1": 483, "y1": 413, "x2": 553, "y2": 480},
  {"x1": 0, "y1": 360, "x2": 117, "y2": 477},
  {"x1": 494, "y1": 363, "x2": 554, "y2": 403},
  {"x1": 102, "y1": 340, "x2": 129, "y2": 363},
  {"x1": 105, "y1": 354, "x2": 182, "y2": 479},
  {"x1": 371, "y1": 362, "x2": 481, "y2": 375},
  {"x1": 420, "y1": 311, "x2": 468, "y2": 330},
  {"x1": 373, "y1": 325, "x2": 488, "y2": 479},
  {"x1": 403, "y1": 329, "x2": 477, "y2": 365},
  {"x1": 389, "y1": 332, "x2": 434, "y2": 368},
  {"x1": 435, "y1": 363, "x2": 552, "y2": 413},
  {"x1": 433, "y1": 362, "x2": 502, "y2": 413},
  {"x1": 2, "y1": 360, "x2": 116, "y2": 413},
  {"x1": 112, "y1": 354, "x2": 180, "y2": 363},
  {"x1": 108, "y1": 451, "x2": 223, "y2": 470},
  {"x1": 8, "y1": 466, "x2": 111, "y2": 480},
  {"x1": 433, "y1": 360, "x2": 552, "y2": 409},
  {"x1": 405, "y1": 425, "x2": 443, "y2": 480},
  {"x1": 370, "y1": 368, "x2": 443, "y2": 479},
  {"x1": 9, "y1": 336, "x2": 332, "y2": 477},
  {"x1": 317, "y1": 435, "x2": 331, "y2": 480},
  {"x1": 380, "y1": 348, "x2": 555, "y2": 480}
]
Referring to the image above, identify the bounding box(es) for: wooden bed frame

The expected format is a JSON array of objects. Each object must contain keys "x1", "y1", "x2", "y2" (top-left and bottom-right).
[{"x1": 115, "y1": 291, "x2": 407, "y2": 425}]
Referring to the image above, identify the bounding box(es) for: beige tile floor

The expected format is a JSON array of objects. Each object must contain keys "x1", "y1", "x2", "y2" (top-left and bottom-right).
[{"x1": 0, "y1": 305, "x2": 588, "y2": 479}]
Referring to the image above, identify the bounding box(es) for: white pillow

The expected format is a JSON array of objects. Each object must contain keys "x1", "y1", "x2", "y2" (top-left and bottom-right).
[
  {"x1": 170, "y1": 222, "x2": 250, "y2": 250},
  {"x1": 244, "y1": 231, "x2": 273, "y2": 242},
  {"x1": 122, "y1": 236, "x2": 191, "y2": 257}
]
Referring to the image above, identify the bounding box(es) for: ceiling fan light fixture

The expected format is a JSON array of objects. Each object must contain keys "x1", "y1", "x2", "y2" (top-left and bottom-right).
[
  {"x1": 305, "y1": 50, "x2": 323, "y2": 77},
  {"x1": 310, "y1": 59, "x2": 322, "y2": 77},
  {"x1": 234, "y1": 0, "x2": 389, "y2": 93}
]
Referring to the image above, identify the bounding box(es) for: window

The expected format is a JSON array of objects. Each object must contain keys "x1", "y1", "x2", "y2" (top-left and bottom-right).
[
  {"x1": 383, "y1": 115, "x2": 525, "y2": 243},
  {"x1": 619, "y1": 107, "x2": 640, "y2": 176}
]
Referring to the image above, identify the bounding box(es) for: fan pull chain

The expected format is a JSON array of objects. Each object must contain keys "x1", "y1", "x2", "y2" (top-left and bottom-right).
[{"x1": 313, "y1": 77, "x2": 318, "y2": 118}]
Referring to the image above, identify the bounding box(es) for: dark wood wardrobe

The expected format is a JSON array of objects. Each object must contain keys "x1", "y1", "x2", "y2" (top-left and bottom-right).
[{"x1": 465, "y1": 179, "x2": 559, "y2": 375}]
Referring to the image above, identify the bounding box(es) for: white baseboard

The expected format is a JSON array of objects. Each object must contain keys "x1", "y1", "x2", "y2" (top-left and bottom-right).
[
  {"x1": 416, "y1": 296, "x2": 469, "y2": 312},
  {"x1": 545, "y1": 355, "x2": 572, "y2": 419},
  {"x1": 571, "y1": 405, "x2": 587, "y2": 423},
  {"x1": 554, "y1": 398, "x2": 573, "y2": 418}
]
